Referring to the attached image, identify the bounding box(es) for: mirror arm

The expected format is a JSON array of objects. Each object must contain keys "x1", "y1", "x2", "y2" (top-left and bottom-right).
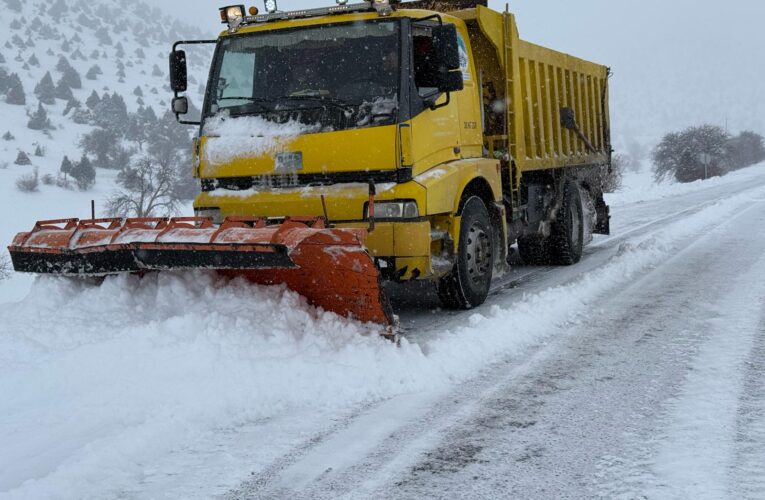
[{"x1": 429, "y1": 92, "x2": 450, "y2": 111}]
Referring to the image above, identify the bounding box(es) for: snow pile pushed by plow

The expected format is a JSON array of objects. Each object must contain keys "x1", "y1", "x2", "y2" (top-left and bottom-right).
[{"x1": 2, "y1": 170, "x2": 765, "y2": 498}]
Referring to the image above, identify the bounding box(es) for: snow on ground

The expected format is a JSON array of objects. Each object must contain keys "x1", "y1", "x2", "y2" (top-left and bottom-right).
[{"x1": 1, "y1": 164, "x2": 764, "y2": 498}]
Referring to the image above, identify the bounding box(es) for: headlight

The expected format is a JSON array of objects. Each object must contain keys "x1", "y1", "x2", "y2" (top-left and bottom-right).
[
  {"x1": 195, "y1": 207, "x2": 223, "y2": 224},
  {"x1": 365, "y1": 201, "x2": 419, "y2": 220},
  {"x1": 219, "y1": 5, "x2": 245, "y2": 24}
]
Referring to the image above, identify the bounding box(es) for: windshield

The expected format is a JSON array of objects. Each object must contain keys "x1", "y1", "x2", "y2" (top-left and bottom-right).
[{"x1": 205, "y1": 20, "x2": 401, "y2": 131}]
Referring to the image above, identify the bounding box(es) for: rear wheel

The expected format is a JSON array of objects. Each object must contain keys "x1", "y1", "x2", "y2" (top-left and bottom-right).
[
  {"x1": 548, "y1": 179, "x2": 584, "y2": 265},
  {"x1": 438, "y1": 197, "x2": 495, "y2": 309}
]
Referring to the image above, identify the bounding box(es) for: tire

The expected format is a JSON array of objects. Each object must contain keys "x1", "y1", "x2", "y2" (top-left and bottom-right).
[
  {"x1": 517, "y1": 235, "x2": 551, "y2": 265},
  {"x1": 548, "y1": 179, "x2": 584, "y2": 265},
  {"x1": 437, "y1": 196, "x2": 495, "y2": 309}
]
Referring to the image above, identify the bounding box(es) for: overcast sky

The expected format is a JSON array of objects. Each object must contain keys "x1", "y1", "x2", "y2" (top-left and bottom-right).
[{"x1": 161, "y1": 0, "x2": 765, "y2": 149}]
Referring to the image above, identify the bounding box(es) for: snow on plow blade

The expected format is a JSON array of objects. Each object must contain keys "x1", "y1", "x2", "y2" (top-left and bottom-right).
[{"x1": 8, "y1": 216, "x2": 394, "y2": 325}]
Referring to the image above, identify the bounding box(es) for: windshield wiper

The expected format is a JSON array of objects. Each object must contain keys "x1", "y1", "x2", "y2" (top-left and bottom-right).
[
  {"x1": 275, "y1": 95, "x2": 356, "y2": 113},
  {"x1": 215, "y1": 97, "x2": 272, "y2": 112}
]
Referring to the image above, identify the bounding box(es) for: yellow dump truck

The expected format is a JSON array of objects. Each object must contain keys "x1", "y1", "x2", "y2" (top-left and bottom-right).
[{"x1": 9, "y1": 0, "x2": 611, "y2": 326}]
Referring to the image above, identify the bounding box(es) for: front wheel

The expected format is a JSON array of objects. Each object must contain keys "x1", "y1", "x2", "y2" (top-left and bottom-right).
[{"x1": 437, "y1": 196, "x2": 495, "y2": 309}]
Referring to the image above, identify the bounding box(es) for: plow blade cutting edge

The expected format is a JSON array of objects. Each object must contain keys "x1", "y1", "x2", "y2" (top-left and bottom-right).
[{"x1": 7, "y1": 216, "x2": 394, "y2": 325}]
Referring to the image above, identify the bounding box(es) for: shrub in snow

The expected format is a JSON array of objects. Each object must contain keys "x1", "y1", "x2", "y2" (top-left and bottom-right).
[
  {"x1": 71, "y1": 49, "x2": 86, "y2": 61},
  {"x1": 0, "y1": 253, "x2": 10, "y2": 281},
  {"x1": 14, "y1": 151, "x2": 31, "y2": 166},
  {"x1": 60, "y1": 39, "x2": 71, "y2": 53},
  {"x1": 152, "y1": 64, "x2": 163, "y2": 77},
  {"x1": 63, "y1": 97, "x2": 80, "y2": 116},
  {"x1": 653, "y1": 125, "x2": 731, "y2": 183},
  {"x1": 71, "y1": 155, "x2": 96, "y2": 190},
  {"x1": 15, "y1": 168, "x2": 39, "y2": 192},
  {"x1": 726, "y1": 131, "x2": 765, "y2": 171},
  {"x1": 115, "y1": 42, "x2": 125, "y2": 58},
  {"x1": 135, "y1": 48, "x2": 145, "y2": 59},
  {"x1": 3, "y1": 131, "x2": 14, "y2": 141},
  {"x1": 9, "y1": 18, "x2": 21, "y2": 30},
  {"x1": 41, "y1": 173, "x2": 55, "y2": 185},
  {"x1": 71, "y1": 107, "x2": 91, "y2": 125},
  {"x1": 6, "y1": 73, "x2": 25, "y2": 105},
  {"x1": 34, "y1": 144, "x2": 45, "y2": 157},
  {"x1": 27, "y1": 102, "x2": 53, "y2": 131},
  {"x1": 86, "y1": 65, "x2": 102, "y2": 80},
  {"x1": 90, "y1": 49, "x2": 100, "y2": 59},
  {"x1": 85, "y1": 90, "x2": 100, "y2": 110}
]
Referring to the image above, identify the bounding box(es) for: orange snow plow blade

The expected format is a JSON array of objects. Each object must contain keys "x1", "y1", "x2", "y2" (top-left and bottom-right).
[{"x1": 8, "y1": 216, "x2": 393, "y2": 325}]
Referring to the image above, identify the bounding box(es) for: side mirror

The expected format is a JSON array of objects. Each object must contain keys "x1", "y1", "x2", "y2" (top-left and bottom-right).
[
  {"x1": 172, "y1": 96, "x2": 189, "y2": 115},
  {"x1": 432, "y1": 24, "x2": 460, "y2": 71},
  {"x1": 169, "y1": 50, "x2": 188, "y2": 93},
  {"x1": 436, "y1": 70, "x2": 463, "y2": 93}
]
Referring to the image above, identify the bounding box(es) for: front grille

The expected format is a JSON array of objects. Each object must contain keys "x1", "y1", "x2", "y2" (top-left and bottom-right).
[{"x1": 201, "y1": 167, "x2": 413, "y2": 192}]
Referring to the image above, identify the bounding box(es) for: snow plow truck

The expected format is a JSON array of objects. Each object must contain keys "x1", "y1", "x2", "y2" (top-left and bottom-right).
[{"x1": 8, "y1": 0, "x2": 611, "y2": 326}]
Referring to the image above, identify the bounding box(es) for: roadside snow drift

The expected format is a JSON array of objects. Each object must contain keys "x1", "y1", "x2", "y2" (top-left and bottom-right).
[{"x1": 2, "y1": 168, "x2": 765, "y2": 499}]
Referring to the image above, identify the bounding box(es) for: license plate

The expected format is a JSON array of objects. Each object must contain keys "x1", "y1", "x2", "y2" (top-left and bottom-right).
[{"x1": 275, "y1": 152, "x2": 303, "y2": 173}]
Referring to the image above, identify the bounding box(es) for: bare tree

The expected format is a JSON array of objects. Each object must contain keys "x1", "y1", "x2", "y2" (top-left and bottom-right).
[{"x1": 106, "y1": 152, "x2": 183, "y2": 217}]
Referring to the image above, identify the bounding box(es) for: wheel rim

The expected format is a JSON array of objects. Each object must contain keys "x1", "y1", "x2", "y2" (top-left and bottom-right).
[{"x1": 466, "y1": 223, "x2": 492, "y2": 285}]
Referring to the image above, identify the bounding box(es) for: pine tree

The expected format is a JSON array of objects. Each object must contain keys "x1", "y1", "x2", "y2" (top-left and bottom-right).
[
  {"x1": 3, "y1": 131, "x2": 15, "y2": 141},
  {"x1": 0, "y1": 51, "x2": 5, "y2": 64},
  {"x1": 5, "y1": 0, "x2": 22, "y2": 11},
  {"x1": 61, "y1": 66, "x2": 81, "y2": 89},
  {"x1": 54, "y1": 77, "x2": 73, "y2": 100},
  {"x1": 60, "y1": 39, "x2": 71, "y2": 53},
  {"x1": 15, "y1": 151, "x2": 31, "y2": 166},
  {"x1": 27, "y1": 53, "x2": 39, "y2": 66},
  {"x1": 71, "y1": 155, "x2": 96, "y2": 190},
  {"x1": 9, "y1": 19, "x2": 21, "y2": 30},
  {"x1": 27, "y1": 102, "x2": 52, "y2": 131},
  {"x1": 135, "y1": 48, "x2": 145, "y2": 59},
  {"x1": 90, "y1": 49, "x2": 99, "y2": 59},
  {"x1": 152, "y1": 64, "x2": 163, "y2": 77},
  {"x1": 86, "y1": 65, "x2": 102, "y2": 80},
  {"x1": 85, "y1": 90, "x2": 100, "y2": 110},
  {"x1": 34, "y1": 144, "x2": 44, "y2": 157},
  {"x1": 55, "y1": 55, "x2": 71, "y2": 72},
  {"x1": 48, "y1": 0, "x2": 68, "y2": 17},
  {"x1": 6, "y1": 73, "x2": 26, "y2": 105},
  {"x1": 60, "y1": 155, "x2": 73, "y2": 177},
  {"x1": 34, "y1": 72, "x2": 56, "y2": 105},
  {"x1": 63, "y1": 97, "x2": 79, "y2": 116},
  {"x1": 115, "y1": 42, "x2": 125, "y2": 58},
  {"x1": 133, "y1": 86, "x2": 143, "y2": 97},
  {"x1": 0, "y1": 68, "x2": 9, "y2": 94}
]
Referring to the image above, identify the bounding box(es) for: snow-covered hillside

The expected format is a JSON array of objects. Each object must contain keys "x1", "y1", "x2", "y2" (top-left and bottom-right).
[
  {"x1": 0, "y1": 0, "x2": 214, "y2": 300},
  {"x1": 0, "y1": 0, "x2": 208, "y2": 202}
]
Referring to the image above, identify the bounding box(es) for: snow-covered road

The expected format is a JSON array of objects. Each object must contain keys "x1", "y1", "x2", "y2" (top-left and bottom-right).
[{"x1": 2, "y1": 166, "x2": 765, "y2": 499}]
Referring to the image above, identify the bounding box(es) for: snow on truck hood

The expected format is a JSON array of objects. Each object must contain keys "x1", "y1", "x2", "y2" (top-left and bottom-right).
[{"x1": 201, "y1": 114, "x2": 320, "y2": 166}]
